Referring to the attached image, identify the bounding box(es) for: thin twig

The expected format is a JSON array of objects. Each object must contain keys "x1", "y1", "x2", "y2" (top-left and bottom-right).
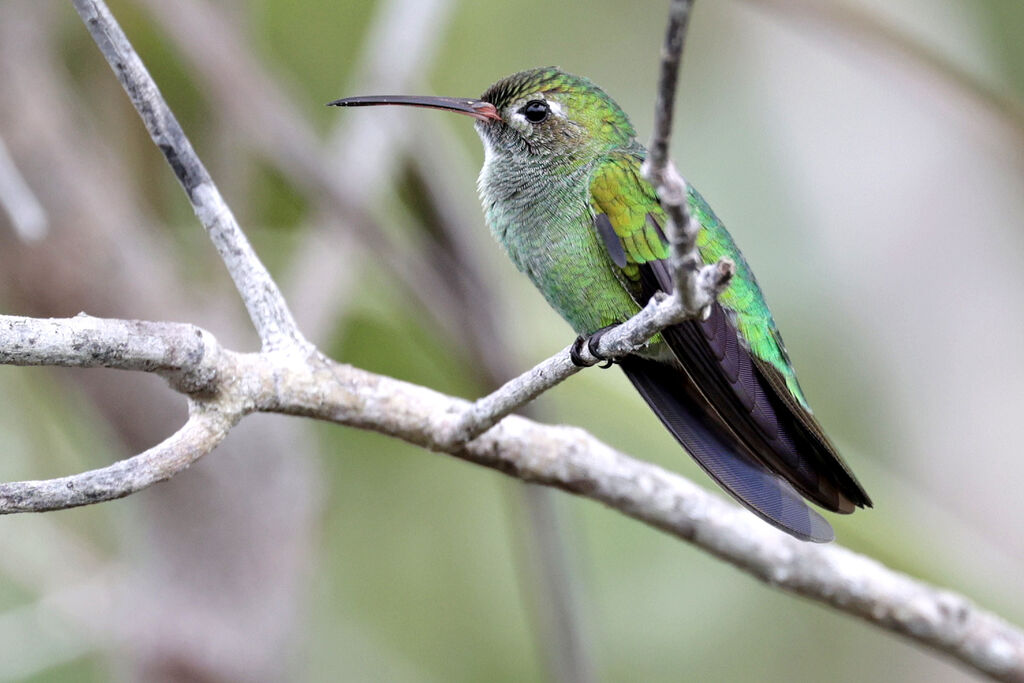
[
  {"x1": 70, "y1": 0, "x2": 308, "y2": 353},
  {"x1": 645, "y1": 0, "x2": 692, "y2": 174},
  {"x1": 136, "y1": 0, "x2": 470, "y2": 351},
  {"x1": 441, "y1": 276, "x2": 732, "y2": 447},
  {"x1": 641, "y1": 0, "x2": 734, "y2": 315},
  {"x1": 0, "y1": 404, "x2": 236, "y2": 513}
]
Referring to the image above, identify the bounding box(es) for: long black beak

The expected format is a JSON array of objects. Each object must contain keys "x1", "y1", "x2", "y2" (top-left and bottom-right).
[{"x1": 327, "y1": 95, "x2": 501, "y2": 122}]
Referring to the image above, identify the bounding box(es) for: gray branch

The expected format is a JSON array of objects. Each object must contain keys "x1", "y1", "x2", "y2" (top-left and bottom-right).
[
  {"x1": 70, "y1": 0, "x2": 308, "y2": 353},
  {"x1": 0, "y1": 315, "x2": 219, "y2": 393},
  {"x1": 645, "y1": 0, "x2": 692, "y2": 175},
  {"x1": 641, "y1": 0, "x2": 733, "y2": 315},
  {"x1": 441, "y1": 274, "x2": 729, "y2": 448},
  {"x1": 0, "y1": 313, "x2": 1021, "y2": 681},
  {"x1": 0, "y1": 398, "x2": 235, "y2": 513}
]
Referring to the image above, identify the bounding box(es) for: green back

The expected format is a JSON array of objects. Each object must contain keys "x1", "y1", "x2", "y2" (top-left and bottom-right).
[{"x1": 589, "y1": 151, "x2": 810, "y2": 409}]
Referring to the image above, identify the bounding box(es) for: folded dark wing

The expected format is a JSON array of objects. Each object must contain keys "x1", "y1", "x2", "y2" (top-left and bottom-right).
[
  {"x1": 588, "y1": 153, "x2": 869, "y2": 539},
  {"x1": 619, "y1": 356, "x2": 834, "y2": 541}
]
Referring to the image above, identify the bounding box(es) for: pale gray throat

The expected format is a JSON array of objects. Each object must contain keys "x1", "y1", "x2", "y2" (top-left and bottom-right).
[{"x1": 477, "y1": 136, "x2": 594, "y2": 236}]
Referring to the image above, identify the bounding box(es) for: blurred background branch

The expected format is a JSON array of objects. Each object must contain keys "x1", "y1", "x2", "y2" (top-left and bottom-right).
[
  {"x1": 743, "y1": 0, "x2": 1024, "y2": 146},
  {"x1": 0, "y1": 136, "x2": 48, "y2": 243}
]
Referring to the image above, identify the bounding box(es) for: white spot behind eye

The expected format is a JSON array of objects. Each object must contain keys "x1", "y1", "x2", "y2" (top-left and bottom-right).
[{"x1": 508, "y1": 97, "x2": 562, "y2": 136}]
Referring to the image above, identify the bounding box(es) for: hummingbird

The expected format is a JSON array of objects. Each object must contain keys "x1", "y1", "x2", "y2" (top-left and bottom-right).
[{"x1": 330, "y1": 67, "x2": 871, "y2": 542}]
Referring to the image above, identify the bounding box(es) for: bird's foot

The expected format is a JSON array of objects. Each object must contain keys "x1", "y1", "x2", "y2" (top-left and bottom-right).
[{"x1": 569, "y1": 323, "x2": 621, "y2": 369}]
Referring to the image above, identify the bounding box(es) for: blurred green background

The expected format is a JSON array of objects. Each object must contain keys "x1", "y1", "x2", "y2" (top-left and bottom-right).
[{"x1": 0, "y1": 0, "x2": 1022, "y2": 681}]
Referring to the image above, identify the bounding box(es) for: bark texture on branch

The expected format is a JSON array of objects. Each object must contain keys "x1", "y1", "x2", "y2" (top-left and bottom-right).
[
  {"x1": 71, "y1": 0, "x2": 307, "y2": 352},
  {"x1": 0, "y1": 313, "x2": 1021, "y2": 681}
]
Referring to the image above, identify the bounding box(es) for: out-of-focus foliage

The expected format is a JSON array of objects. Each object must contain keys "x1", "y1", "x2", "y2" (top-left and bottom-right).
[{"x1": 0, "y1": 0, "x2": 1022, "y2": 681}]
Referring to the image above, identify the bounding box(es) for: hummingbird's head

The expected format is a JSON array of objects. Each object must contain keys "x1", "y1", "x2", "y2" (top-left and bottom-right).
[
  {"x1": 476, "y1": 67, "x2": 637, "y2": 161},
  {"x1": 329, "y1": 67, "x2": 637, "y2": 164}
]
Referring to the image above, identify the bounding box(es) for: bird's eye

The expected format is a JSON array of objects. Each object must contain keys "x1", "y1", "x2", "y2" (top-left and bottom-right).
[{"x1": 521, "y1": 100, "x2": 550, "y2": 124}]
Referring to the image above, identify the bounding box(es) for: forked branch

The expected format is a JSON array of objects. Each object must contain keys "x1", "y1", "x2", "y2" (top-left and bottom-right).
[{"x1": 1, "y1": 313, "x2": 1022, "y2": 681}]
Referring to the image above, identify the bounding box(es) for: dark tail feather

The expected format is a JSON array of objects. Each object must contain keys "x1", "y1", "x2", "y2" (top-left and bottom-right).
[
  {"x1": 661, "y1": 313, "x2": 867, "y2": 513},
  {"x1": 619, "y1": 356, "x2": 834, "y2": 542}
]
